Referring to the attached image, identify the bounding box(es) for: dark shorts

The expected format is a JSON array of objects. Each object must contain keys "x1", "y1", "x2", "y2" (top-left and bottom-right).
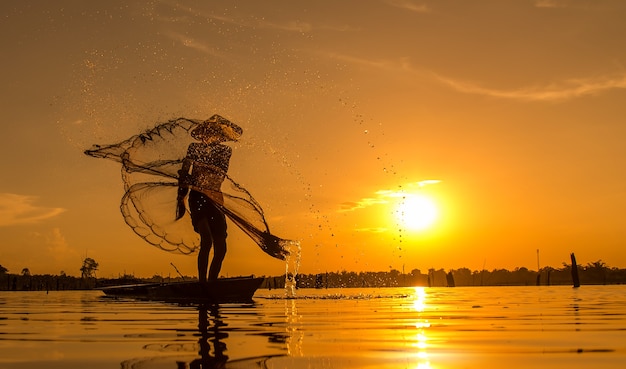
[{"x1": 188, "y1": 190, "x2": 227, "y2": 238}]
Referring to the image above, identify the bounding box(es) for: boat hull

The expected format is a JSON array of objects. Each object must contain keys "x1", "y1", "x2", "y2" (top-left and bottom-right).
[{"x1": 100, "y1": 276, "x2": 264, "y2": 304}]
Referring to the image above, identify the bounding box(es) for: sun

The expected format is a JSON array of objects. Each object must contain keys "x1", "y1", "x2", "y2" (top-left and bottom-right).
[{"x1": 394, "y1": 195, "x2": 439, "y2": 231}]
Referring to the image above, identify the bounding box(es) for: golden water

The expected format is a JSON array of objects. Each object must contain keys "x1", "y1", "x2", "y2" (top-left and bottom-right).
[{"x1": 1, "y1": 285, "x2": 625, "y2": 368}]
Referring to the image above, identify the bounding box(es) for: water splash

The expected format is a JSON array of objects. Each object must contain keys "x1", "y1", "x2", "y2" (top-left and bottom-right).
[{"x1": 284, "y1": 240, "x2": 302, "y2": 298}]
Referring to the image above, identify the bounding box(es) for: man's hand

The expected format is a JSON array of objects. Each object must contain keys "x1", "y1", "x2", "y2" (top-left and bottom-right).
[{"x1": 178, "y1": 169, "x2": 189, "y2": 186}]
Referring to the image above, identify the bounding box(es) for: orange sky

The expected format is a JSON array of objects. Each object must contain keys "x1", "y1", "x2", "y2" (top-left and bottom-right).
[{"x1": 2, "y1": 0, "x2": 626, "y2": 278}]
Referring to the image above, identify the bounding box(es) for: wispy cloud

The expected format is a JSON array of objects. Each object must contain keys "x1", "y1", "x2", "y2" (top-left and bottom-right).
[
  {"x1": 432, "y1": 72, "x2": 626, "y2": 102},
  {"x1": 535, "y1": 0, "x2": 559, "y2": 8},
  {"x1": 259, "y1": 20, "x2": 313, "y2": 33},
  {"x1": 534, "y1": 0, "x2": 573, "y2": 8},
  {"x1": 156, "y1": 0, "x2": 322, "y2": 34},
  {"x1": 534, "y1": 0, "x2": 608, "y2": 10},
  {"x1": 163, "y1": 31, "x2": 227, "y2": 58},
  {"x1": 385, "y1": 0, "x2": 431, "y2": 13},
  {"x1": 340, "y1": 180, "x2": 440, "y2": 212},
  {"x1": 404, "y1": 180, "x2": 441, "y2": 189},
  {"x1": 0, "y1": 193, "x2": 66, "y2": 227},
  {"x1": 340, "y1": 197, "x2": 388, "y2": 212},
  {"x1": 329, "y1": 53, "x2": 378, "y2": 69},
  {"x1": 327, "y1": 52, "x2": 626, "y2": 102},
  {"x1": 45, "y1": 228, "x2": 78, "y2": 262},
  {"x1": 29, "y1": 227, "x2": 79, "y2": 265}
]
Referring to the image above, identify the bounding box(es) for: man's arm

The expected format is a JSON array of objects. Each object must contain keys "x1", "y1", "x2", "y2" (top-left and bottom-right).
[{"x1": 175, "y1": 158, "x2": 192, "y2": 220}]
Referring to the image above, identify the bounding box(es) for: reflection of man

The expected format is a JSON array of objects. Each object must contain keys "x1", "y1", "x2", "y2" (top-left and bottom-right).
[
  {"x1": 189, "y1": 305, "x2": 228, "y2": 369},
  {"x1": 176, "y1": 115, "x2": 243, "y2": 282}
]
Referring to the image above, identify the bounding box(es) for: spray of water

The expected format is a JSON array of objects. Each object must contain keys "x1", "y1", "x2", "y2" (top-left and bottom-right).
[{"x1": 284, "y1": 240, "x2": 302, "y2": 298}]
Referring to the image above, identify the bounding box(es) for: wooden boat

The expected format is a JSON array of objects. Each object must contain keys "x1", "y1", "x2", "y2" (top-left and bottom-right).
[{"x1": 100, "y1": 276, "x2": 264, "y2": 304}]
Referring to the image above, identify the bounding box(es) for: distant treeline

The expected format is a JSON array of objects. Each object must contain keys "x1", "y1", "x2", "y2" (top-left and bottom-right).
[
  {"x1": 263, "y1": 261, "x2": 626, "y2": 289},
  {"x1": 0, "y1": 272, "x2": 191, "y2": 292},
  {"x1": 1, "y1": 260, "x2": 625, "y2": 291},
  {"x1": 0, "y1": 273, "x2": 98, "y2": 291}
]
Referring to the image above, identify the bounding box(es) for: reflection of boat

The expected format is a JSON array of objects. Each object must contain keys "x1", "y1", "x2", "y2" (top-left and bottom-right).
[{"x1": 100, "y1": 276, "x2": 263, "y2": 303}]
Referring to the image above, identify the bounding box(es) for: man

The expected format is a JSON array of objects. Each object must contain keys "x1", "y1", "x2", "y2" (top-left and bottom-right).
[{"x1": 176, "y1": 115, "x2": 243, "y2": 282}]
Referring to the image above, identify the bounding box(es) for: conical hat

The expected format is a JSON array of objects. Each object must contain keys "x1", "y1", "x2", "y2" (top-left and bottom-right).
[{"x1": 191, "y1": 114, "x2": 243, "y2": 142}]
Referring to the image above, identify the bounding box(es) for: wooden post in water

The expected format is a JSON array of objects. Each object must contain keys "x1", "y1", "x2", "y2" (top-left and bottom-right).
[
  {"x1": 536, "y1": 249, "x2": 541, "y2": 286},
  {"x1": 546, "y1": 269, "x2": 551, "y2": 286},
  {"x1": 570, "y1": 253, "x2": 581, "y2": 288}
]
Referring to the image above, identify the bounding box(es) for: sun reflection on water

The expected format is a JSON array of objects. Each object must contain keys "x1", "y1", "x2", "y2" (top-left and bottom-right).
[
  {"x1": 413, "y1": 286, "x2": 427, "y2": 312},
  {"x1": 410, "y1": 287, "x2": 432, "y2": 369},
  {"x1": 285, "y1": 298, "x2": 303, "y2": 357}
]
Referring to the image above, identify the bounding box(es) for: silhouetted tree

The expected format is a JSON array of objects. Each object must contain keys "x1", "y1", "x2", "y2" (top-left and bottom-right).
[
  {"x1": 0, "y1": 264, "x2": 7, "y2": 274},
  {"x1": 80, "y1": 258, "x2": 99, "y2": 279},
  {"x1": 539, "y1": 266, "x2": 556, "y2": 285},
  {"x1": 585, "y1": 260, "x2": 608, "y2": 284},
  {"x1": 21, "y1": 268, "x2": 31, "y2": 276}
]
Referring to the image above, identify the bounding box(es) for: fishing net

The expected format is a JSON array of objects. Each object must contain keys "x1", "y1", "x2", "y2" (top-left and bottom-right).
[{"x1": 84, "y1": 117, "x2": 294, "y2": 260}]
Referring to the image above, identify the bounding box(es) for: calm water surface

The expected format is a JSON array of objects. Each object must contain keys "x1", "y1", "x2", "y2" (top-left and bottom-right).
[{"x1": 1, "y1": 285, "x2": 625, "y2": 368}]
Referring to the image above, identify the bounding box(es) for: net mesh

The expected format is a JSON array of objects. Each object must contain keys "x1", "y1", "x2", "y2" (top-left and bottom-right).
[{"x1": 85, "y1": 118, "x2": 295, "y2": 259}]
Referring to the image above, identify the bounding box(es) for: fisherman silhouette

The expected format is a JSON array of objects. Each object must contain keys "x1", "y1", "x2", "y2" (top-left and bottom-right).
[
  {"x1": 176, "y1": 115, "x2": 243, "y2": 282},
  {"x1": 85, "y1": 115, "x2": 291, "y2": 270}
]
